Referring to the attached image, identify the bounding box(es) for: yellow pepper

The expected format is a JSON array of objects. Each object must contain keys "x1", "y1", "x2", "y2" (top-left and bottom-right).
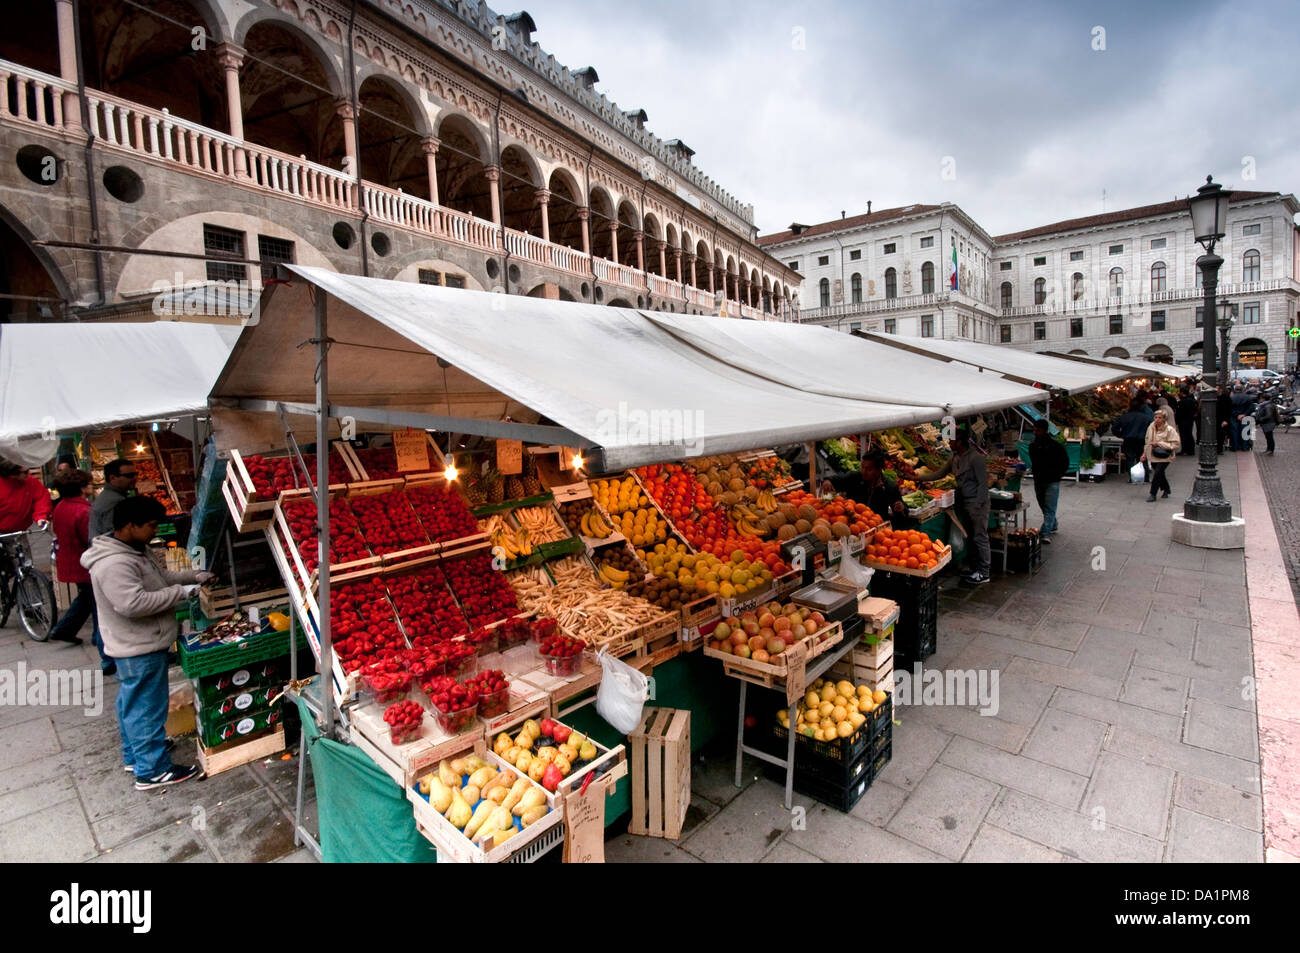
[{"x1": 267, "y1": 611, "x2": 291, "y2": 632}]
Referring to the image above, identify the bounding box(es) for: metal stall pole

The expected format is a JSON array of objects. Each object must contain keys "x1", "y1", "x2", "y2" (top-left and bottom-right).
[{"x1": 315, "y1": 291, "x2": 335, "y2": 739}]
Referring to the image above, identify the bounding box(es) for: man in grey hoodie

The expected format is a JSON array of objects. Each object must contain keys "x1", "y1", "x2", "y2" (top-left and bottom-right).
[{"x1": 83, "y1": 495, "x2": 214, "y2": 790}]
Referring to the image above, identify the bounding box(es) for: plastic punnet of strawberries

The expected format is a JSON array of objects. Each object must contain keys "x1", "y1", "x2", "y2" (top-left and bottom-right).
[
  {"x1": 443, "y1": 555, "x2": 519, "y2": 627},
  {"x1": 536, "y1": 632, "x2": 585, "y2": 676},
  {"x1": 349, "y1": 490, "x2": 429, "y2": 555},
  {"x1": 422, "y1": 676, "x2": 479, "y2": 734},
  {"x1": 383, "y1": 699, "x2": 424, "y2": 745},
  {"x1": 464, "y1": 669, "x2": 510, "y2": 717}
]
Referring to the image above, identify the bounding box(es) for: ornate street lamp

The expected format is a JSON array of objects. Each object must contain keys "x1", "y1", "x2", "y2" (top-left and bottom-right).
[
  {"x1": 1217, "y1": 298, "x2": 1234, "y2": 377},
  {"x1": 1185, "y1": 176, "x2": 1233, "y2": 523}
]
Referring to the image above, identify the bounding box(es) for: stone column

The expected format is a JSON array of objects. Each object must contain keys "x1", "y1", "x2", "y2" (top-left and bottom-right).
[
  {"x1": 483, "y1": 165, "x2": 502, "y2": 226},
  {"x1": 55, "y1": 0, "x2": 78, "y2": 126},
  {"x1": 608, "y1": 222, "x2": 619, "y2": 263},
  {"x1": 657, "y1": 240, "x2": 668, "y2": 279},
  {"x1": 535, "y1": 188, "x2": 551, "y2": 242},
  {"x1": 685, "y1": 252, "x2": 696, "y2": 288},
  {"x1": 673, "y1": 248, "x2": 683, "y2": 284},
  {"x1": 634, "y1": 230, "x2": 645, "y2": 273},
  {"x1": 335, "y1": 99, "x2": 358, "y2": 180},
  {"x1": 421, "y1": 137, "x2": 440, "y2": 205},
  {"x1": 707, "y1": 263, "x2": 714, "y2": 295},
  {"x1": 577, "y1": 207, "x2": 590, "y2": 255},
  {"x1": 216, "y1": 44, "x2": 247, "y2": 177}
]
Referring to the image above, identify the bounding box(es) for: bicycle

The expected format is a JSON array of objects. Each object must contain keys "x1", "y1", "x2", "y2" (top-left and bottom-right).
[{"x1": 0, "y1": 529, "x2": 58, "y2": 641}]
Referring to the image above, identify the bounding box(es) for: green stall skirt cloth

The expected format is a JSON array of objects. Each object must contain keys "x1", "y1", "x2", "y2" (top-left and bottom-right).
[{"x1": 294, "y1": 696, "x2": 436, "y2": 863}]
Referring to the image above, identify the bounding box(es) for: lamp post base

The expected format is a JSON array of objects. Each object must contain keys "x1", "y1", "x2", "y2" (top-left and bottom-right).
[{"x1": 1170, "y1": 513, "x2": 1245, "y2": 550}]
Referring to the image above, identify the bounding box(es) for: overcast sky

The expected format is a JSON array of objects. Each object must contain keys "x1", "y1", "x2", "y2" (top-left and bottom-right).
[{"x1": 521, "y1": 0, "x2": 1300, "y2": 238}]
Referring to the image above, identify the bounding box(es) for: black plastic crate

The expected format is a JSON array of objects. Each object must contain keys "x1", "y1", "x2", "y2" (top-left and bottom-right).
[
  {"x1": 870, "y1": 740, "x2": 893, "y2": 779},
  {"x1": 773, "y1": 690, "x2": 892, "y2": 764},
  {"x1": 789, "y1": 753, "x2": 876, "y2": 812},
  {"x1": 870, "y1": 572, "x2": 937, "y2": 669}
]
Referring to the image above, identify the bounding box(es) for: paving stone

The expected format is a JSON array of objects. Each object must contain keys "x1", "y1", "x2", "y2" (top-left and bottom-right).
[
  {"x1": 965, "y1": 631, "x2": 1074, "y2": 668},
  {"x1": 680, "y1": 779, "x2": 810, "y2": 863},
  {"x1": 1136, "y1": 615, "x2": 1198, "y2": 654},
  {"x1": 606, "y1": 834, "x2": 703, "y2": 863},
  {"x1": 759, "y1": 839, "x2": 825, "y2": 863},
  {"x1": 906, "y1": 703, "x2": 1029, "y2": 753},
  {"x1": 963, "y1": 823, "x2": 1070, "y2": 862},
  {"x1": 1133, "y1": 643, "x2": 1243, "y2": 682},
  {"x1": 1183, "y1": 697, "x2": 1259, "y2": 761},
  {"x1": 885, "y1": 763, "x2": 999, "y2": 860},
  {"x1": 90, "y1": 821, "x2": 213, "y2": 863},
  {"x1": 1054, "y1": 580, "x2": 1113, "y2": 611},
  {"x1": 947, "y1": 639, "x2": 1013, "y2": 674},
  {"x1": 1103, "y1": 725, "x2": 1259, "y2": 793},
  {"x1": 197, "y1": 790, "x2": 299, "y2": 863},
  {"x1": 1165, "y1": 807, "x2": 1263, "y2": 863},
  {"x1": 275, "y1": 846, "x2": 320, "y2": 863},
  {"x1": 849, "y1": 779, "x2": 908, "y2": 827},
  {"x1": 1022, "y1": 707, "x2": 1107, "y2": 775},
  {"x1": 1104, "y1": 564, "x2": 1163, "y2": 592},
  {"x1": 979, "y1": 673, "x2": 1055, "y2": 728},
  {"x1": 0, "y1": 775, "x2": 76, "y2": 826},
  {"x1": 872, "y1": 718, "x2": 951, "y2": 791},
  {"x1": 1098, "y1": 594, "x2": 1153, "y2": 626},
  {"x1": 1024, "y1": 620, "x2": 1088, "y2": 652},
  {"x1": 1155, "y1": 574, "x2": 1209, "y2": 597},
  {"x1": 0, "y1": 752, "x2": 70, "y2": 797},
  {"x1": 1051, "y1": 687, "x2": 1182, "y2": 741},
  {"x1": 986, "y1": 789, "x2": 1161, "y2": 862},
  {"x1": 1004, "y1": 657, "x2": 1122, "y2": 700},
  {"x1": 690, "y1": 749, "x2": 762, "y2": 807},
  {"x1": 938, "y1": 735, "x2": 1086, "y2": 808},
  {"x1": 0, "y1": 717, "x2": 61, "y2": 772},
  {"x1": 993, "y1": 594, "x2": 1055, "y2": 628},
  {"x1": 1161, "y1": 550, "x2": 1210, "y2": 572},
  {"x1": 1083, "y1": 751, "x2": 1175, "y2": 839},
  {"x1": 787, "y1": 804, "x2": 949, "y2": 863},
  {"x1": 1069, "y1": 628, "x2": 1137, "y2": 682},
  {"x1": 0, "y1": 797, "x2": 96, "y2": 862},
  {"x1": 1174, "y1": 774, "x2": 1263, "y2": 832},
  {"x1": 1192, "y1": 629, "x2": 1255, "y2": 673}
]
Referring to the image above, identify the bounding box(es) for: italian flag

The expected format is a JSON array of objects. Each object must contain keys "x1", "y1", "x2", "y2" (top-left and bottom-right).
[{"x1": 949, "y1": 241, "x2": 958, "y2": 291}]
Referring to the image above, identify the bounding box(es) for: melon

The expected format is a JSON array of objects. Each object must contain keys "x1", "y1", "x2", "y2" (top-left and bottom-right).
[
  {"x1": 831, "y1": 522, "x2": 851, "y2": 538},
  {"x1": 797, "y1": 504, "x2": 819, "y2": 521},
  {"x1": 766, "y1": 511, "x2": 788, "y2": 529},
  {"x1": 778, "y1": 503, "x2": 799, "y2": 520},
  {"x1": 812, "y1": 524, "x2": 833, "y2": 542},
  {"x1": 795, "y1": 518, "x2": 812, "y2": 534},
  {"x1": 728, "y1": 478, "x2": 745, "y2": 492},
  {"x1": 777, "y1": 524, "x2": 797, "y2": 540}
]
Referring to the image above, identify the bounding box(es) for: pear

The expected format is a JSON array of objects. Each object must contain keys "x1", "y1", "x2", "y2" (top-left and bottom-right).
[
  {"x1": 578, "y1": 741, "x2": 598, "y2": 761},
  {"x1": 501, "y1": 777, "x2": 529, "y2": 813},
  {"x1": 464, "y1": 799, "x2": 496, "y2": 838},
  {"x1": 493, "y1": 732, "x2": 513, "y2": 756},
  {"x1": 552, "y1": 754, "x2": 572, "y2": 776},
  {"x1": 512, "y1": 787, "x2": 546, "y2": 817},
  {"x1": 491, "y1": 827, "x2": 516, "y2": 847},
  {"x1": 520, "y1": 804, "x2": 548, "y2": 827},
  {"x1": 460, "y1": 784, "x2": 480, "y2": 805},
  {"x1": 515, "y1": 751, "x2": 532, "y2": 774},
  {"x1": 503, "y1": 745, "x2": 523, "y2": 764},
  {"x1": 429, "y1": 777, "x2": 454, "y2": 814},
  {"x1": 528, "y1": 759, "x2": 547, "y2": 782},
  {"x1": 439, "y1": 760, "x2": 461, "y2": 786},
  {"x1": 445, "y1": 789, "x2": 472, "y2": 829},
  {"x1": 464, "y1": 756, "x2": 490, "y2": 773},
  {"x1": 487, "y1": 786, "x2": 509, "y2": 804},
  {"x1": 418, "y1": 773, "x2": 433, "y2": 796},
  {"x1": 448, "y1": 757, "x2": 471, "y2": 777},
  {"x1": 467, "y1": 766, "x2": 498, "y2": 789},
  {"x1": 567, "y1": 731, "x2": 586, "y2": 749},
  {"x1": 476, "y1": 805, "x2": 513, "y2": 841},
  {"x1": 558, "y1": 743, "x2": 578, "y2": 762}
]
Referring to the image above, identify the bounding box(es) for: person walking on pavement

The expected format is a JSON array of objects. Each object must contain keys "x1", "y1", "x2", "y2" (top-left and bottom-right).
[
  {"x1": 1141, "y1": 408, "x2": 1181, "y2": 502},
  {"x1": 1216, "y1": 385, "x2": 1233, "y2": 454},
  {"x1": 918, "y1": 427, "x2": 991, "y2": 585},
  {"x1": 1175, "y1": 387, "x2": 1198, "y2": 455},
  {"x1": 1113, "y1": 399, "x2": 1153, "y2": 483},
  {"x1": 1027, "y1": 419, "x2": 1068, "y2": 544},
  {"x1": 89, "y1": 458, "x2": 137, "y2": 538},
  {"x1": 82, "y1": 496, "x2": 214, "y2": 790},
  {"x1": 47, "y1": 471, "x2": 108, "y2": 665},
  {"x1": 1255, "y1": 395, "x2": 1278, "y2": 455}
]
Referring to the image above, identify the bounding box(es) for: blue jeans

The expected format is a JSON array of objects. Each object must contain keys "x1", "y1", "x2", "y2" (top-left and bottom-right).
[
  {"x1": 1035, "y1": 480, "x2": 1060, "y2": 536},
  {"x1": 115, "y1": 649, "x2": 172, "y2": 779},
  {"x1": 50, "y1": 582, "x2": 96, "y2": 642}
]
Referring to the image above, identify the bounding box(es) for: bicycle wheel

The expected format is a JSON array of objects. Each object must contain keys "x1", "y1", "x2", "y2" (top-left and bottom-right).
[{"x1": 17, "y1": 571, "x2": 57, "y2": 641}]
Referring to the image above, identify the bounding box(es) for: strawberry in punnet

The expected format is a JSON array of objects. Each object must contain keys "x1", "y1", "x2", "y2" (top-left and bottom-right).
[
  {"x1": 385, "y1": 566, "x2": 469, "y2": 642},
  {"x1": 350, "y1": 490, "x2": 429, "y2": 555},
  {"x1": 383, "y1": 699, "x2": 424, "y2": 744},
  {"x1": 464, "y1": 669, "x2": 509, "y2": 716},
  {"x1": 443, "y1": 555, "x2": 518, "y2": 627},
  {"x1": 537, "y1": 631, "x2": 585, "y2": 676},
  {"x1": 422, "y1": 675, "x2": 478, "y2": 733},
  {"x1": 406, "y1": 483, "x2": 478, "y2": 542}
]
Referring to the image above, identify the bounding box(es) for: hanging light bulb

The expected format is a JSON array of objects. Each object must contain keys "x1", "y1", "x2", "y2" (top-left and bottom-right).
[
  {"x1": 443, "y1": 457, "x2": 458, "y2": 482},
  {"x1": 571, "y1": 451, "x2": 584, "y2": 471},
  {"x1": 133, "y1": 443, "x2": 146, "y2": 453}
]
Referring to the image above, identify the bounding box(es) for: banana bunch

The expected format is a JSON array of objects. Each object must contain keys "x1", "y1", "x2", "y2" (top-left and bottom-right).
[
  {"x1": 755, "y1": 490, "x2": 778, "y2": 513},
  {"x1": 481, "y1": 514, "x2": 533, "y2": 559},
  {"x1": 514, "y1": 506, "x2": 568, "y2": 543},
  {"x1": 598, "y1": 563, "x2": 630, "y2": 588},
  {"x1": 580, "y1": 509, "x2": 613, "y2": 539},
  {"x1": 730, "y1": 502, "x2": 773, "y2": 538}
]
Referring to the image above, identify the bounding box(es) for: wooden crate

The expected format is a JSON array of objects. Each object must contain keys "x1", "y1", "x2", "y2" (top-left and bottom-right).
[
  {"x1": 835, "y1": 650, "x2": 895, "y2": 692},
  {"x1": 633, "y1": 612, "x2": 681, "y2": 656},
  {"x1": 479, "y1": 682, "x2": 551, "y2": 737},
  {"x1": 855, "y1": 636, "x2": 893, "y2": 670},
  {"x1": 703, "y1": 620, "x2": 844, "y2": 692},
  {"x1": 679, "y1": 594, "x2": 721, "y2": 647},
  {"x1": 628, "y1": 707, "x2": 691, "y2": 839},
  {"x1": 199, "y1": 583, "x2": 289, "y2": 620},
  {"x1": 348, "y1": 699, "x2": 485, "y2": 789},
  {"x1": 196, "y1": 724, "x2": 286, "y2": 777},
  {"x1": 407, "y1": 765, "x2": 564, "y2": 863}
]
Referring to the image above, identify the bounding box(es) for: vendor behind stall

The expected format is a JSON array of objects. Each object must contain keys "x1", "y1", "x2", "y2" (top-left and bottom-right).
[
  {"x1": 917, "y1": 428, "x2": 990, "y2": 585},
  {"x1": 820, "y1": 450, "x2": 905, "y2": 520}
]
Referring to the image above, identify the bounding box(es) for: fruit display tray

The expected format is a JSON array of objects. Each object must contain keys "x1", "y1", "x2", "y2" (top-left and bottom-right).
[
  {"x1": 408, "y1": 769, "x2": 564, "y2": 864},
  {"x1": 703, "y1": 619, "x2": 845, "y2": 693},
  {"x1": 349, "y1": 700, "x2": 486, "y2": 789}
]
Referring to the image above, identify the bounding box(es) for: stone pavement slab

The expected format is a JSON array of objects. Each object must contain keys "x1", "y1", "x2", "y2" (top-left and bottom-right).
[
  {"x1": 787, "y1": 804, "x2": 949, "y2": 863},
  {"x1": 0, "y1": 797, "x2": 96, "y2": 862},
  {"x1": 1022, "y1": 707, "x2": 1107, "y2": 775},
  {"x1": 1165, "y1": 807, "x2": 1264, "y2": 863},
  {"x1": 90, "y1": 822, "x2": 214, "y2": 863},
  {"x1": 1119, "y1": 666, "x2": 1189, "y2": 716},
  {"x1": 885, "y1": 763, "x2": 999, "y2": 860},
  {"x1": 1051, "y1": 686, "x2": 1183, "y2": 741},
  {"x1": 963, "y1": 823, "x2": 1071, "y2": 863},
  {"x1": 985, "y1": 790, "x2": 1162, "y2": 863},
  {"x1": 1174, "y1": 774, "x2": 1263, "y2": 832},
  {"x1": 1082, "y1": 751, "x2": 1175, "y2": 839},
  {"x1": 939, "y1": 734, "x2": 1087, "y2": 808}
]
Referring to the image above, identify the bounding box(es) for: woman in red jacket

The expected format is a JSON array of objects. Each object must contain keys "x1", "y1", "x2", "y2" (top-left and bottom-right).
[{"x1": 47, "y1": 470, "x2": 101, "y2": 658}]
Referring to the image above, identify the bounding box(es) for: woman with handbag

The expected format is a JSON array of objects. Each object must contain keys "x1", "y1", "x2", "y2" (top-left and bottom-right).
[{"x1": 1142, "y1": 408, "x2": 1181, "y2": 502}]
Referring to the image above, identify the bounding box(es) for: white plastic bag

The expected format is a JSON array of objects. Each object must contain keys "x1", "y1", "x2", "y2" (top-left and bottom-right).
[
  {"x1": 837, "y1": 551, "x2": 874, "y2": 590},
  {"x1": 595, "y1": 646, "x2": 650, "y2": 734},
  {"x1": 1129, "y1": 462, "x2": 1145, "y2": 484}
]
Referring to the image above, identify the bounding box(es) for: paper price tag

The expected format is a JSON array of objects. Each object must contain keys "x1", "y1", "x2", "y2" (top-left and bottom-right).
[
  {"x1": 785, "y1": 639, "x2": 810, "y2": 707},
  {"x1": 562, "y1": 783, "x2": 606, "y2": 863},
  {"x1": 496, "y1": 440, "x2": 523, "y2": 475},
  {"x1": 393, "y1": 429, "x2": 430, "y2": 473}
]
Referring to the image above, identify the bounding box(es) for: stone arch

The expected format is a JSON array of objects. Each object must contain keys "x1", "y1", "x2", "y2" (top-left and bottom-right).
[
  {"x1": 436, "y1": 113, "x2": 492, "y2": 221},
  {"x1": 1103, "y1": 347, "x2": 1130, "y2": 359},
  {"x1": 233, "y1": 8, "x2": 345, "y2": 94},
  {"x1": 546, "y1": 167, "x2": 584, "y2": 253},
  {"x1": 589, "y1": 186, "x2": 616, "y2": 261},
  {"x1": 500, "y1": 143, "x2": 542, "y2": 233},
  {"x1": 616, "y1": 199, "x2": 640, "y2": 270},
  {"x1": 357, "y1": 74, "x2": 430, "y2": 198},
  {"x1": 391, "y1": 258, "x2": 484, "y2": 291},
  {"x1": 0, "y1": 204, "x2": 72, "y2": 319}
]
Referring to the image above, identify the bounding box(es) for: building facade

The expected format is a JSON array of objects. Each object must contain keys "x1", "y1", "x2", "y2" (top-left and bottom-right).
[
  {"x1": 763, "y1": 193, "x2": 1300, "y2": 370},
  {"x1": 0, "y1": 0, "x2": 798, "y2": 323}
]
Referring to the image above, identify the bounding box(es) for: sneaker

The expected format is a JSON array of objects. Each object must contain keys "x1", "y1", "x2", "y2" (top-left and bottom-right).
[
  {"x1": 123, "y1": 764, "x2": 134, "y2": 773},
  {"x1": 1040, "y1": 535, "x2": 1052, "y2": 544},
  {"x1": 963, "y1": 571, "x2": 991, "y2": 586},
  {"x1": 134, "y1": 764, "x2": 201, "y2": 791}
]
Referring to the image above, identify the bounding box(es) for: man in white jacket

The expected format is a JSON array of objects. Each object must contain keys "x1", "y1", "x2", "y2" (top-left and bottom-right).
[{"x1": 82, "y1": 496, "x2": 214, "y2": 790}]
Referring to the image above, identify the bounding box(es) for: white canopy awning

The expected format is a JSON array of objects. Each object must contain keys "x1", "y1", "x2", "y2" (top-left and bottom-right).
[
  {"x1": 1042, "y1": 350, "x2": 1188, "y2": 380},
  {"x1": 210, "y1": 269, "x2": 1045, "y2": 472},
  {"x1": 0, "y1": 321, "x2": 238, "y2": 467},
  {"x1": 860, "y1": 333, "x2": 1130, "y2": 395}
]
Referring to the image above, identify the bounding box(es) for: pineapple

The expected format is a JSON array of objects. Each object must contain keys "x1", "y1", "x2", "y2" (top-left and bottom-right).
[
  {"x1": 505, "y1": 475, "x2": 525, "y2": 499},
  {"x1": 522, "y1": 458, "x2": 543, "y2": 496},
  {"x1": 485, "y1": 468, "x2": 504, "y2": 504}
]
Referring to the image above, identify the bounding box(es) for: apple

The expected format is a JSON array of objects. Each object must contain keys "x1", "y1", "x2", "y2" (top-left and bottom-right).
[
  {"x1": 758, "y1": 611, "x2": 776, "y2": 630},
  {"x1": 810, "y1": 611, "x2": 826, "y2": 626},
  {"x1": 730, "y1": 631, "x2": 748, "y2": 647},
  {"x1": 773, "y1": 616, "x2": 791, "y2": 632},
  {"x1": 765, "y1": 636, "x2": 785, "y2": 655},
  {"x1": 742, "y1": 618, "x2": 760, "y2": 636},
  {"x1": 748, "y1": 635, "x2": 766, "y2": 653},
  {"x1": 752, "y1": 649, "x2": 770, "y2": 663},
  {"x1": 803, "y1": 619, "x2": 819, "y2": 636},
  {"x1": 758, "y1": 627, "x2": 775, "y2": 642},
  {"x1": 714, "y1": 622, "x2": 732, "y2": 640},
  {"x1": 735, "y1": 644, "x2": 751, "y2": 659}
]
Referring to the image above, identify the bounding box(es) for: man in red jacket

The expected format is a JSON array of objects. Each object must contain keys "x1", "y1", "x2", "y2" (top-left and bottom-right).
[
  {"x1": 48, "y1": 471, "x2": 107, "y2": 663},
  {"x1": 0, "y1": 459, "x2": 53, "y2": 533}
]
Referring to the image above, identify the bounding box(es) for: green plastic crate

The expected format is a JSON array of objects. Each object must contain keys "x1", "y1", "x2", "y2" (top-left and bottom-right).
[
  {"x1": 178, "y1": 624, "x2": 307, "y2": 679},
  {"x1": 198, "y1": 705, "x2": 284, "y2": 749}
]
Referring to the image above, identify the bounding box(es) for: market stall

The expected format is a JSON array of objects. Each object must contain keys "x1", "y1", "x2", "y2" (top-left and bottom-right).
[
  {"x1": 199, "y1": 268, "x2": 1049, "y2": 860},
  {"x1": 1044, "y1": 350, "x2": 1190, "y2": 380}
]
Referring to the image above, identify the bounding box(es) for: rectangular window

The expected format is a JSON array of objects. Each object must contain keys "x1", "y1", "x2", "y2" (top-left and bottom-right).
[
  {"x1": 921, "y1": 314, "x2": 934, "y2": 337},
  {"x1": 1195, "y1": 307, "x2": 1204, "y2": 328},
  {"x1": 883, "y1": 243, "x2": 896, "y2": 254},
  {"x1": 203, "y1": 225, "x2": 246, "y2": 283},
  {"x1": 1109, "y1": 244, "x2": 1124, "y2": 255},
  {"x1": 444, "y1": 275, "x2": 467, "y2": 289},
  {"x1": 817, "y1": 255, "x2": 829, "y2": 266},
  {"x1": 788, "y1": 261, "x2": 799, "y2": 271},
  {"x1": 418, "y1": 269, "x2": 441, "y2": 285},
  {"x1": 848, "y1": 322, "x2": 862, "y2": 332},
  {"x1": 1151, "y1": 309, "x2": 1166, "y2": 332},
  {"x1": 257, "y1": 235, "x2": 294, "y2": 281},
  {"x1": 1033, "y1": 321, "x2": 1046, "y2": 341},
  {"x1": 1242, "y1": 302, "x2": 1260, "y2": 324},
  {"x1": 849, "y1": 249, "x2": 861, "y2": 261},
  {"x1": 960, "y1": 315, "x2": 969, "y2": 337},
  {"x1": 1069, "y1": 250, "x2": 1084, "y2": 261},
  {"x1": 884, "y1": 318, "x2": 897, "y2": 334},
  {"x1": 1000, "y1": 324, "x2": 1012, "y2": 343},
  {"x1": 1243, "y1": 224, "x2": 1261, "y2": 236},
  {"x1": 1109, "y1": 314, "x2": 1123, "y2": 334},
  {"x1": 1000, "y1": 261, "x2": 1012, "y2": 271},
  {"x1": 1033, "y1": 256, "x2": 1046, "y2": 266},
  {"x1": 920, "y1": 236, "x2": 934, "y2": 248},
  {"x1": 1070, "y1": 317, "x2": 1084, "y2": 337},
  {"x1": 1150, "y1": 237, "x2": 1166, "y2": 249}
]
